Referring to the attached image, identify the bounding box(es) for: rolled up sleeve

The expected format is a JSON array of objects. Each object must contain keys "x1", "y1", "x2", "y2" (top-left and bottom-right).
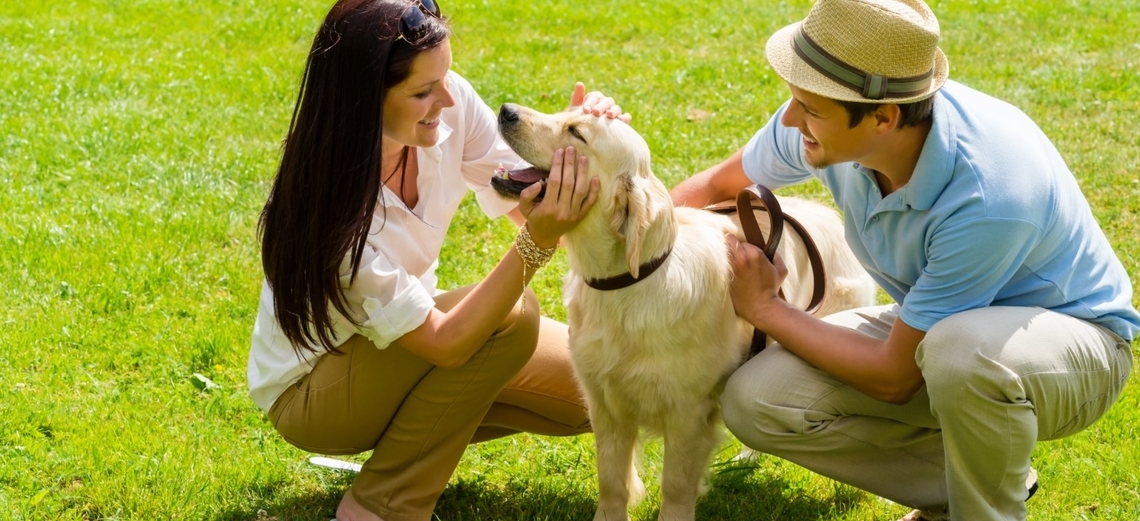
[{"x1": 340, "y1": 248, "x2": 436, "y2": 350}]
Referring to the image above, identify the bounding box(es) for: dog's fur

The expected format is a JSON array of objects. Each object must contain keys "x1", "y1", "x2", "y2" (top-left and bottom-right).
[{"x1": 492, "y1": 104, "x2": 875, "y2": 521}]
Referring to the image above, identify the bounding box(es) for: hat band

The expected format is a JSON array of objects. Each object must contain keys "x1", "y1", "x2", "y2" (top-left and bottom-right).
[{"x1": 793, "y1": 28, "x2": 933, "y2": 100}]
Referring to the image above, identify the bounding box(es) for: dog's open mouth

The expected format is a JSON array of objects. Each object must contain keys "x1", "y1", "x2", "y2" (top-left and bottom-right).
[{"x1": 490, "y1": 164, "x2": 548, "y2": 201}]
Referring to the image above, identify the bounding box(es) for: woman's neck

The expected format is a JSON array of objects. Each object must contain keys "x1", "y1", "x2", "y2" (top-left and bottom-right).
[
  {"x1": 381, "y1": 143, "x2": 408, "y2": 179},
  {"x1": 381, "y1": 145, "x2": 420, "y2": 209}
]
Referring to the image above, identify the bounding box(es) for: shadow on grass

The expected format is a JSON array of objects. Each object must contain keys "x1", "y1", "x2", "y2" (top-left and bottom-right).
[
  {"x1": 434, "y1": 475, "x2": 598, "y2": 520},
  {"x1": 214, "y1": 459, "x2": 864, "y2": 521},
  {"x1": 213, "y1": 474, "x2": 348, "y2": 521},
  {"x1": 434, "y1": 459, "x2": 864, "y2": 521},
  {"x1": 213, "y1": 474, "x2": 594, "y2": 521},
  {"x1": 695, "y1": 458, "x2": 867, "y2": 521}
]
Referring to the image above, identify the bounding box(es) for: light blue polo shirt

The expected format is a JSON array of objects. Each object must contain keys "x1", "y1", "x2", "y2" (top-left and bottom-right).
[{"x1": 741, "y1": 80, "x2": 1140, "y2": 341}]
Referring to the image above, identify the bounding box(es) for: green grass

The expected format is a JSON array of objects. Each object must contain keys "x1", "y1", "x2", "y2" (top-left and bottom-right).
[{"x1": 1, "y1": 0, "x2": 1138, "y2": 519}]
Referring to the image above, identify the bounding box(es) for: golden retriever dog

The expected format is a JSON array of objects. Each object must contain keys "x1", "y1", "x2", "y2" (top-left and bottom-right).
[{"x1": 491, "y1": 103, "x2": 875, "y2": 521}]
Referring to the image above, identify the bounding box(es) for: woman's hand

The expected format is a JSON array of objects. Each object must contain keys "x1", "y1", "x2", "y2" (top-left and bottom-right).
[
  {"x1": 518, "y1": 146, "x2": 599, "y2": 248},
  {"x1": 725, "y1": 233, "x2": 788, "y2": 327},
  {"x1": 568, "y1": 82, "x2": 632, "y2": 123}
]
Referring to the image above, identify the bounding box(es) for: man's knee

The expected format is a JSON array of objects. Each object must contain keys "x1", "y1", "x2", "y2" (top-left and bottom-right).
[
  {"x1": 721, "y1": 365, "x2": 754, "y2": 428},
  {"x1": 721, "y1": 365, "x2": 772, "y2": 449},
  {"x1": 920, "y1": 310, "x2": 1017, "y2": 408},
  {"x1": 721, "y1": 350, "x2": 820, "y2": 448},
  {"x1": 921, "y1": 314, "x2": 978, "y2": 390}
]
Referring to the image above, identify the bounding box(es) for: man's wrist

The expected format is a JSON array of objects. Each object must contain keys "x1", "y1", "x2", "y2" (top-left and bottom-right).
[{"x1": 742, "y1": 295, "x2": 789, "y2": 332}]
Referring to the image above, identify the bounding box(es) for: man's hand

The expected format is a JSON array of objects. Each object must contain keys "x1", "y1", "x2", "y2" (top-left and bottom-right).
[{"x1": 725, "y1": 233, "x2": 787, "y2": 327}]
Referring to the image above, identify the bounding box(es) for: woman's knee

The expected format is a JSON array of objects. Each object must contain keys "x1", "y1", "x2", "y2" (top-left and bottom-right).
[
  {"x1": 487, "y1": 288, "x2": 541, "y2": 367},
  {"x1": 496, "y1": 288, "x2": 540, "y2": 334}
]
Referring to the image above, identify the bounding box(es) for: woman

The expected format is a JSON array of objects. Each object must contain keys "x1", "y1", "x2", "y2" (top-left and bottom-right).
[{"x1": 247, "y1": 0, "x2": 629, "y2": 519}]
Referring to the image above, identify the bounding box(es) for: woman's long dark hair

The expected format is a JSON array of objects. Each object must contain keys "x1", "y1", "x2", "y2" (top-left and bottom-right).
[{"x1": 259, "y1": 0, "x2": 450, "y2": 357}]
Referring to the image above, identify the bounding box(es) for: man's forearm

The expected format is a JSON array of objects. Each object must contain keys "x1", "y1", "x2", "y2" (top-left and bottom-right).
[
  {"x1": 670, "y1": 148, "x2": 750, "y2": 207},
  {"x1": 744, "y1": 299, "x2": 926, "y2": 403}
]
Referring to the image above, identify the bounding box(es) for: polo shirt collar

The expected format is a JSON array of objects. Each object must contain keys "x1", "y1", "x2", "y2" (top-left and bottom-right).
[{"x1": 902, "y1": 90, "x2": 957, "y2": 211}]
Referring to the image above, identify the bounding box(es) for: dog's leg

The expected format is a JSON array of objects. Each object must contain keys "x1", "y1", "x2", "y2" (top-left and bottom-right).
[
  {"x1": 591, "y1": 407, "x2": 639, "y2": 521},
  {"x1": 657, "y1": 404, "x2": 720, "y2": 521}
]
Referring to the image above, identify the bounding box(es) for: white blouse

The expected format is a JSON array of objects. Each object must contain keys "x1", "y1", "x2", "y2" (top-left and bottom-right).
[{"x1": 247, "y1": 72, "x2": 522, "y2": 412}]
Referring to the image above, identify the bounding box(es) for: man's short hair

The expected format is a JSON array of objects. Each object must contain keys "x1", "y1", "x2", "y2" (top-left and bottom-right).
[{"x1": 837, "y1": 97, "x2": 935, "y2": 129}]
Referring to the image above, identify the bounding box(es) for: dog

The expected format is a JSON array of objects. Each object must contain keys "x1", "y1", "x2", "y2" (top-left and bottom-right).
[{"x1": 491, "y1": 103, "x2": 876, "y2": 521}]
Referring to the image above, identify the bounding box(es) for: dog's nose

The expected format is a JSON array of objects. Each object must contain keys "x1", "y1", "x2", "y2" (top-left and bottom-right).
[{"x1": 499, "y1": 104, "x2": 520, "y2": 126}]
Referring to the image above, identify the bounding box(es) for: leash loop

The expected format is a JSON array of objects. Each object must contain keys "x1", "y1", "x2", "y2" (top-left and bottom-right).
[{"x1": 706, "y1": 184, "x2": 828, "y2": 357}]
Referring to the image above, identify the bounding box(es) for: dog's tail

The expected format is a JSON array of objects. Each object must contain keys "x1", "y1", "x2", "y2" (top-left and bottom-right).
[{"x1": 628, "y1": 439, "x2": 647, "y2": 507}]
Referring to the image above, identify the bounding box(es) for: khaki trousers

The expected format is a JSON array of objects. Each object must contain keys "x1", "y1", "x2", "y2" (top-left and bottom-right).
[
  {"x1": 721, "y1": 305, "x2": 1133, "y2": 521},
  {"x1": 268, "y1": 287, "x2": 589, "y2": 521}
]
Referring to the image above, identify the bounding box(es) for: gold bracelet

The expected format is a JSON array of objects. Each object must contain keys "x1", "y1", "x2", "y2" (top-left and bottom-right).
[
  {"x1": 515, "y1": 224, "x2": 557, "y2": 271},
  {"x1": 514, "y1": 224, "x2": 557, "y2": 314}
]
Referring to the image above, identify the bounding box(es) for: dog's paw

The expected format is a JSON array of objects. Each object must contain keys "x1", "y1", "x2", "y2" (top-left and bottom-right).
[{"x1": 592, "y1": 508, "x2": 632, "y2": 521}]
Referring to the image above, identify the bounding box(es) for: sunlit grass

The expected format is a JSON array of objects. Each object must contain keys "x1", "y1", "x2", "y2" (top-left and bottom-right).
[{"x1": 1, "y1": 0, "x2": 1137, "y2": 519}]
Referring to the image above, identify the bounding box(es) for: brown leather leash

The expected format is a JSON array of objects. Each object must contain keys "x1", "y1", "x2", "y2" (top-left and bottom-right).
[{"x1": 704, "y1": 185, "x2": 827, "y2": 357}]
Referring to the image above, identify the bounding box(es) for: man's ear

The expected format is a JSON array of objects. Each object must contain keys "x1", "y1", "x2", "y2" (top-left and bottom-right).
[{"x1": 873, "y1": 104, "x2": 902, "y2": 133}]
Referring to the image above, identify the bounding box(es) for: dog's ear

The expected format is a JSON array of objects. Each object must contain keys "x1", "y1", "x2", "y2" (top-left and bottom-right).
[{"x1": 609, "y1": 175, "x2": 652, "y2": 278}]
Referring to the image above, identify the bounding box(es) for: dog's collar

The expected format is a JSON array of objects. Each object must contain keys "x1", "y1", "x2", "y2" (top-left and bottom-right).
[{"x1": 583, "y1": 250, "x2": 672, "y2": 291}]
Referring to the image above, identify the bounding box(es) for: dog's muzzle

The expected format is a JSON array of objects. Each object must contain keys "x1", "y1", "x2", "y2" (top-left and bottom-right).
[
  {"x1": 499, "y1": 103, "x2": 521, "y2": 126},
  {"x1": 491, "y1": 103, "x2": 550, "y2": 200}
]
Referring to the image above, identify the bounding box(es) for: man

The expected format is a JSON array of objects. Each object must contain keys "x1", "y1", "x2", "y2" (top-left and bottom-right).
[{"x1": 670, "y1": 0, "x2": 1138, "y2": 519}]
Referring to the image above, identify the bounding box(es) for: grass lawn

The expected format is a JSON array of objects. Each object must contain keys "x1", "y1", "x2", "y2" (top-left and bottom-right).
[{"x1": 2, "y1": 0, "x2": 1138, "y2": 519}]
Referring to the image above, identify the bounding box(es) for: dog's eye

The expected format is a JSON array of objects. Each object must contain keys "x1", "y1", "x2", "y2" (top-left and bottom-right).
[{"x1": 566, "y1": 125, "x2": 587, "y2": 144}]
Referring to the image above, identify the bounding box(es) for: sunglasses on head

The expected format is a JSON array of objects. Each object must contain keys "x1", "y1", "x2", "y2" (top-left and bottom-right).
[{"x1": 397, "y1": 0, "x2": 442, "y2": 44}]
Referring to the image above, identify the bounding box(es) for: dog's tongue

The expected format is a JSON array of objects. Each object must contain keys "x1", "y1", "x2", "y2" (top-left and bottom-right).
[{"x1": 506, "y1": 166, "x2": 549, "y2": 183}]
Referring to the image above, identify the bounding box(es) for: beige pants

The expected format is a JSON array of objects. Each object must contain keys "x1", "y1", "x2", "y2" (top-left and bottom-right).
[
  {"x1": 721, "y1": 305, "x2": 1133, "y2": 521},
  {"x1": 268, "y1": 286, "x2": 589, "y2": 521}
]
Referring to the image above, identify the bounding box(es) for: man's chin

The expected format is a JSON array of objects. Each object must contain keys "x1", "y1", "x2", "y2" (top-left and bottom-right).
[{"x1": 804, "y1": 153, "x2": 832, "y2": 169}]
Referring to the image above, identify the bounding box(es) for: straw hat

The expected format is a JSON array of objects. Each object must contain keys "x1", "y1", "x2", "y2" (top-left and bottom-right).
[{"x1": 765, "y1": 0, "x2": 949, "y2": 103}]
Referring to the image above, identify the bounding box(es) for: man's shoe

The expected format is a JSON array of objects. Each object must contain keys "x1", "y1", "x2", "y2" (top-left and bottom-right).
[
  {"x1": 899, "y1": 507, "x2": 949, "y2": 521},
  {"x1": 897, "y1": 468, "x2": 1039, "y2": 520}
]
